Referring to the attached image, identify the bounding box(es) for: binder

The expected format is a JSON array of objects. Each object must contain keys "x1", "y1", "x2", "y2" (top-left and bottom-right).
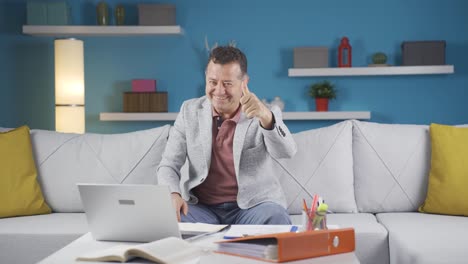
[{"x1": 216, "y1": 228, "x2": 355, "y2": 263}]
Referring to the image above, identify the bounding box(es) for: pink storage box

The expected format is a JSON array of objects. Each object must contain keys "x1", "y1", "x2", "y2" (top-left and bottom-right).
[{"x1": 132, "y1": 79, "x2": 156, "y2": 92}]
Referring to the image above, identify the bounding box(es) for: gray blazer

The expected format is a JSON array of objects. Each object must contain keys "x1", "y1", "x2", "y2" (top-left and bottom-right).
[{"x1": 157, "y1": 96, "x2": 297, "y2": 209}]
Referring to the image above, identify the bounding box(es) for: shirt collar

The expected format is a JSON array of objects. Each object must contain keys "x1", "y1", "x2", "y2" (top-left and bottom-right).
[{"x1": 212, "y1": 105, "x2": 241, "y2": 124}]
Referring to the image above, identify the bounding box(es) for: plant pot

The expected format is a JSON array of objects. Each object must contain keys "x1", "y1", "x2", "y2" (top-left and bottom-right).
[{"x1": 315, "y1": 98, "x2": 329, "y2": 111}]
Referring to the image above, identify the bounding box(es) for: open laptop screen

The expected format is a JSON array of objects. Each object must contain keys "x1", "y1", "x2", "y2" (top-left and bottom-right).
[{"x1": 78, "y1": 183, "x2": 181, "y2": 242}]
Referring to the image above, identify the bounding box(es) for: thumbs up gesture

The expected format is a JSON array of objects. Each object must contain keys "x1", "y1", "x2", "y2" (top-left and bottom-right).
[{"x1": 239, "y1": 82, "x2": 273, "y2": 129}]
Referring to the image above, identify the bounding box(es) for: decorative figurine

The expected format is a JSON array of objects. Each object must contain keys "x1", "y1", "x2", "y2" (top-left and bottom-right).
[
  {"x1": 338, "y1": 37, "x2": 352, "y2": 67},
  {"x1": 115, "y1": 4, "x2": 125, "y2": 25},
  {"x1": 96, "y1": 1, "x2": 109, "y2": 25},
  {"x1": 270, "y1": 96, "x2": 285, "y2": 111}
]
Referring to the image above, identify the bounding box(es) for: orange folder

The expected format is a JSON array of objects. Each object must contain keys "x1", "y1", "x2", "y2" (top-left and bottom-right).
[{"x1": 216, "y1": 228, "x2": 355, "y2": 263}]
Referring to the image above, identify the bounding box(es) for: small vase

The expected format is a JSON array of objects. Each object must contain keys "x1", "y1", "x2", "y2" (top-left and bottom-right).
[
  {"x1": 315, "y1": 98, "x2": 329, "y2": 112},
  {"x1": 270, "y1": 96, "x2": 285, "y2": 111},
  {"x1": 96, "y1": 1, "x2": 109, "y2": 26},
  {"x1": 115, "y1": 4, "x2": 125, "y2": 25}
]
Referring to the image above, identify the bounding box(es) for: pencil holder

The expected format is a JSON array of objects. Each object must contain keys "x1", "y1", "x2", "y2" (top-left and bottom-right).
[{"x1": 301, "y1": 210, "x2": 327, "y2": 231}]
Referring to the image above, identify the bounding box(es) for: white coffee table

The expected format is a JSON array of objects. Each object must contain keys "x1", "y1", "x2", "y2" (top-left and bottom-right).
[{"x1": 38, "y1": 232, "x2": 360, "y2": 264}]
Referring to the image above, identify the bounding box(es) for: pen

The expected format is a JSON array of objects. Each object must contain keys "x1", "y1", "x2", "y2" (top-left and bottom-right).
[
  {"x1": 302, "y1": 198, "x2": 308, "y2": 212},
  {"x1": 307, "y1": 195, "x2": 318, "y2": 231},
  {"x1": 318, "y1": 196, "x2": 324, "y2": 206},
  {"x1": 310, "y1": 194, "x2": 319, "y2": 216}
]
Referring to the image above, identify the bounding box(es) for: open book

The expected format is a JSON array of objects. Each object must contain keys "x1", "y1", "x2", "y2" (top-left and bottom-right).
[{"x1": 76, "y1": 237, "x2": 205, "y2": 263}]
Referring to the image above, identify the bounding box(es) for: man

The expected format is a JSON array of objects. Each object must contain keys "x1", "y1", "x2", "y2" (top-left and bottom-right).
[{"x1": 157, "y1": 46, "x2": 297, "y2": 225}]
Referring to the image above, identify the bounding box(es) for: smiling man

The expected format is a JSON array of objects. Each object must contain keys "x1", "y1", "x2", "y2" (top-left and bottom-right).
[{"x1": 157, "y1": 46, "x2": 297, "y2": 225}]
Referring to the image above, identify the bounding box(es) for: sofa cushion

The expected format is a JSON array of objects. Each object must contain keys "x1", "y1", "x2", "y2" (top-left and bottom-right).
[
  {"x1": 0, "y1": 126, "x2": 51, "y2": 218},
  {"x1": 377, "y1": 212, "x2": 468, "y2": 264},
  {"x1": 0, "y1": 213, "x2": 88, "y2": 264},
  {"x1": 31, "y1": 126, "x2": 170, "y2": 212},
  {"x1": 291, "y1": 213, "x2": 389, "y2": 264},
  {"x1": 419, "y1": 124, "x2": 468, "y2": 216},
  {"x1": 353, "y1": 121, "x2": 430, "y2": 213},
  {"x1": 278, "y1": 120, "x2": 358, "y2": 214}
]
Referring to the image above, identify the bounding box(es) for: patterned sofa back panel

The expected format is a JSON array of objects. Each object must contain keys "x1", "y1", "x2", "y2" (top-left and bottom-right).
[
  {"x1": 31, "y1": 125, "x2": 170, "y2": 213},
  {"x1": 352, "y1": 120, "x2": 430, "y2": 213},
  {"x1": 277, "y1": 120, "x2": 358, "y2": 214}
]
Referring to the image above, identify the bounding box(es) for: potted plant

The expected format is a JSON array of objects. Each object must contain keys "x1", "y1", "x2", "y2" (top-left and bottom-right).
[{"x1": 308, "y1": 80, "x2": 337, "y2": 111}]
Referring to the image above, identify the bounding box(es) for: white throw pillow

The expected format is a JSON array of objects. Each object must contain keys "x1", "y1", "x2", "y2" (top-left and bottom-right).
[
  {"x1": 352, "y1": 120, "x2": 430, "y2": 213},
  {"x1": 30, "y1": 126, "x2": 170, "y2": 212},
  {"x1": 277, "y1": 120, "x2": 358, "y2": 214}
]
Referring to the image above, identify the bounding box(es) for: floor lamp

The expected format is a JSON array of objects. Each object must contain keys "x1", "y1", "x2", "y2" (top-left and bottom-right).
[{"x1": 54, "y1": 38, "x2": 85, "y2": 133}]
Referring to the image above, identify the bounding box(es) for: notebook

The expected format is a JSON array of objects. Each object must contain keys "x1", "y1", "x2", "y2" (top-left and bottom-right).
[{"x1": 77, "y1": 183, "x2": 183, "y2": 242}]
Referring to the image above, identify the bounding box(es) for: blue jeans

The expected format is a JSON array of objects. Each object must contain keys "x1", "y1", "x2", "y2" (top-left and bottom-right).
[{"x1": 181, "y1": 201, "x2": 291, "y2": 225}]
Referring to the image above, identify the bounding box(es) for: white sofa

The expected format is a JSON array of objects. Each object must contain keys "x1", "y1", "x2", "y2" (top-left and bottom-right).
[{"x1": 1, "y1": 120, "x2": 467, "y2": 264}]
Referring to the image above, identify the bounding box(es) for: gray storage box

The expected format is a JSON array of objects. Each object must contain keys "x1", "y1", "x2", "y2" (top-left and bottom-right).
[
  {"x1": 27, "y1": 2, "x2": 47, "y2": 25},
  {"x1": 294, "y1": 47, "x2": 329, "y2": 68},
  {"x1": 27, "y1": 1, "x2": 70, "y2": 25},
  {"x1": 47, "y1": 1, "x2": 70, "y2": 25},
  {"x1": 138, "y1": 4, "x2": 176, "y2": 26},
  {"x1": 402, "y1": 41, "x2": 446, "y2": 66}
]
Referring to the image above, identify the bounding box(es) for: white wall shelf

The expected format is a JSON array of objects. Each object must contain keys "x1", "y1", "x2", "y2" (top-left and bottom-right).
[
  {"x1": 100, "y1": 112, "x2": 179, "y2": 121},
  {"x1": 22, "y1": 25, "x2": 183, "y2": 36},
  {"x1": 288, "y1": 65, "x2": 454, "y2": 77},
  {"x1": 282, "y1": 111, "x2": 370, "y2": 120},
  {"x1": 100, "y1": 111, "x2": 371, "y2": 121}
]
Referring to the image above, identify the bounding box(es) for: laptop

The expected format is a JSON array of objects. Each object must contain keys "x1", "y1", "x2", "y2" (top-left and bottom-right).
[{"x1": 77, "y1": 183, "x2": 182, "y2": 242}]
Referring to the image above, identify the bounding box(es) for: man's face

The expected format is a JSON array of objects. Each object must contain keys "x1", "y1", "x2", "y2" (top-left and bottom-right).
[{"x1": 205, "y1": 61, "x2": 247, "y2": 117}]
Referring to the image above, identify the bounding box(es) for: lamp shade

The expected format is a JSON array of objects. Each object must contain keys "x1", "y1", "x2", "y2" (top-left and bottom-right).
[
  {"x1": 54, "y1": 39, "x2": 85, "y2": 133},
  {"x1": 56, "y1": 106, "x2": 85, "y2": 133}
]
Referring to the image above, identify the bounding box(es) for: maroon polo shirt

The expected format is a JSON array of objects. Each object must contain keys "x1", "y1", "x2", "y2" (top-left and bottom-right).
[{"x1": 193, "y1": 106, "x2": 241, "y2": 204}]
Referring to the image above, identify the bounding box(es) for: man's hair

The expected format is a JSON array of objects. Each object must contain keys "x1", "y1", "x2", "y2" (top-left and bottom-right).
[{"x1": 207, "y1": 46, "x2": 247, "y2": 79}]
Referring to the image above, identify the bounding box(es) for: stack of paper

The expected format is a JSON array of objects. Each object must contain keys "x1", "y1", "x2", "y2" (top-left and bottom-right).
[
  {"x1": 179, "y1": 222, "x2": 228, "y2": 235},
  {"x1": 223, "y1": 225, "x2": 298, "y2": 239},
  {"x1": 217, "y1": 242, "x2": 278, "y2": 260}
]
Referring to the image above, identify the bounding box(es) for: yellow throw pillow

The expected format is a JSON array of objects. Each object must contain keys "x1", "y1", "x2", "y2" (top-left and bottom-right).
[
  {"x1": 419, "y1": 123, "x2": 468, "y2": 216},
  {"x1": 0, "y1": 126, "x2": 51, "y2": 218}
]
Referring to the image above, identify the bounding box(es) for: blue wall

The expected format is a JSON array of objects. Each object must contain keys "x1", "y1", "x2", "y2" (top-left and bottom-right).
[{"x1": 1, "y1": 0, "x2": 467, "y2": 133}]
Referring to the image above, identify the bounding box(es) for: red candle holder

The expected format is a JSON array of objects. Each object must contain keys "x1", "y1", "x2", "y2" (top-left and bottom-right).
[{"x1": 338, "y1": 37, "x2": 352, "y2": 67}]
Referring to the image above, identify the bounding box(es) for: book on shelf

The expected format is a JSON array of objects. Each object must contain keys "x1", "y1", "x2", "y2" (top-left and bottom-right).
[
  {"x1": 216, "y1": 227, "x2": 355, "y2": 263},
  {"x1": 76, "y1": 236, "x2": 204, "y2": 263}
]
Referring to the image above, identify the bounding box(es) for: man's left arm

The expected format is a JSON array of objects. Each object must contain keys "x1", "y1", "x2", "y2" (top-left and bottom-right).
[
  {"x1": 240, "y1": 84, "x2": 297, "y2": 159},
  {"x1": 260, "y1": 106, "x2": 297, "y2": 159}
]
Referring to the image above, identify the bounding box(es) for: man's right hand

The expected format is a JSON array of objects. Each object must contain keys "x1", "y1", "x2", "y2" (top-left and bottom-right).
[{"x1": 171, "y1": 192, "x2": 188, "y2": 222}]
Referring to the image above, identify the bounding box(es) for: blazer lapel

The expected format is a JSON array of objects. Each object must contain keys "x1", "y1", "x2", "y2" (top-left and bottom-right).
[
  {"x1": 198, "y1": 99, "x2": 212, "y2": 170},
  {"x1": 233, "y1": 112, "x2": 253, "y2": 178}
]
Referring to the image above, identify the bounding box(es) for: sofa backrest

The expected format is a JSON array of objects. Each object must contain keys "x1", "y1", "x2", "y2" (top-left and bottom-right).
[
  {"x1": 30, "y1": 125, "x2": 170, "y2": 213},
  {"x1": 352, "y1": 120, "x2": 430, "y2": 213},
  {"x1": 3, "y1": 119, "x2": 435, "y2": 215},
  {"x1": 278, "y1": 120, "x2": 358, "y2": 214}
]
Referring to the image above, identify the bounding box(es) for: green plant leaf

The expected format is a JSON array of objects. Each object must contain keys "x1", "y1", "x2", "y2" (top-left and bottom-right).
[{"x1": 309, "y1": 80, "x2": 337, "y2": 100}]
